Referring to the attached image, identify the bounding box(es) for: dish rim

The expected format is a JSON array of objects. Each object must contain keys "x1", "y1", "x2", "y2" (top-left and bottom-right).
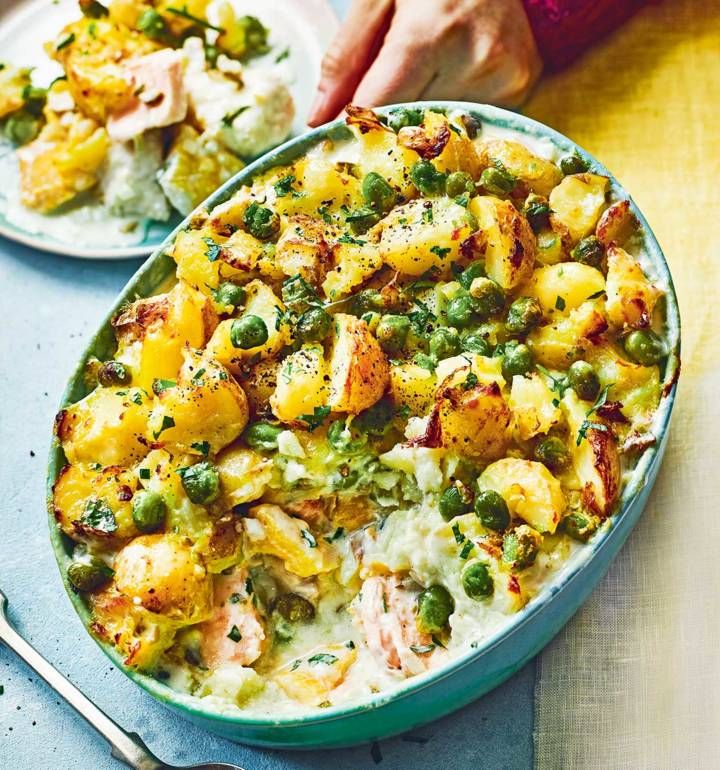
[{"x1": 45, "y1": 100, "x2": 682, "y2": 728}]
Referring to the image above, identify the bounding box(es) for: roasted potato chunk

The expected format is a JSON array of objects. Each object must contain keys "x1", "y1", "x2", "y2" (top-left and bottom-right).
[
  {"x1": 275, "y1": 215, "x2": 334, "y2": 286},
  {"x1": 548, "y1": 174, "x2": 610, "y2": 242},
  {"x1": 605, "y1": 245, "x2": 660, "y2": 330},
  {"x1": 271, "y1": 345, "x2": 330, "y2": 423},
  {"x1": 327, "y1": 314, "x2": 390, "y2": 414},
  {"x1": 481, "y1": 138, "x2": 562, "y2": 196},
  {"x1": 529, "y1": 263, "x2": 606, "y2": 315}
]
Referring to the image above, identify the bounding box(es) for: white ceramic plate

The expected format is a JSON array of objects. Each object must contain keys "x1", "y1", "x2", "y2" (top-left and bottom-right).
[{"x1": 0, "y1": 0, "x2": 338, "y2": 259}]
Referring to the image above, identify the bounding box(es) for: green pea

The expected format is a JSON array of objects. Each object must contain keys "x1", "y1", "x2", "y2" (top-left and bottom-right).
[
  {"x1": 474, "y1": 489, "x2": 510, "y2": 531},
  {"x1": 567, "y1": 360, "x2": 601, "y2": 401},
  {"x1": 410, "y1": 160, "x2": 447, "y2": 196},
  {"x1": 502, "y1": 525, "x2": 542, "y2": 569},
  {"x1": 387, "y1": 106, "x2": 424, "y2": 132},
  {"x1": 132, "y1": 490, "x2": 167, "y2": 533},
  {"x1": 97, "y1": 360, "x2": 131, "y2": 387},
  {"x1": 4, "y1": 112, "x2": 41, "y2": 146},
  {"x1": 458, "y1": 261, "x2": 486, "y2": 290},
  {"x1": 623, "y1": 329, "x2": 666, "y2": 365},
  {"x1": 214, "y1": 281, "x2": 246, "y2": 309},
  {"x1": 273, "y1": 593, "x2": 315, "y2": 623},
  {"x1": 429, "y1": 327, "x2": 461, "y2": 360},
  {"x1": 506, "y1": 297, "x2": 543, "y2": 335},
  {"x1": 22, "y1": 86, "x2": 47, "y2": 117},
  {"x1": 469, "y1": 277, "x2": 505, "y2": 320},
  {"x1": 297, "y1": 307, "x2": 332, "y2": 342},
  {"x1": 243, "y1": 201, "x2": 280, "y2": 241},
  {"x1": 353, "y1": 397, "x2": 395, "y2": 437},
  {"x1": 230, "y1": 314, "x2": 268, "y2": 349},
  {"x1": 346, "y1": 206, "x2": 381, "y2": 234},
  {"x1": 137, "y1": 8, "x2": 167, "y2": 39},
  {"x1": 461, "y1": 561, "x2": 494, "y2": 600},
  {"x1": 562, "y1": 511, "x2": 599, "y2": 542},
  {"x1": 376, "y1": 314, "x2": 410, "y2": 353},
  {"x1": 351, "y1": 289, "x2": 384, "y2": 316},
  {"x1": 523, "y1": 194, "x2": 551, "y2": 233},
  {"x1": 416, "y1": 585, "x2": 454, "y2": 634},
  {"x1": 445, "y1": 171, "x2": 475, "y2": 199},
  {"x1": 501, "y1": 341, "x2": 534, "y2": 379},
  {"x1": 534, "y1": 436, "x2": 570, "y2": 472},
  {"x1": 571, "y1": 235, "x2": 604, "y2": 268},
  {"x1": 479, "y1": 165, "x2": 516, "y2": 196},
  {"x1": 67, "y1": 560, "x2": 113, "y2": 592},
  {"x1": 180, "y1": 461, "x2": 220, "y2": 505},
  {"x1": 438, "y1": 483, "x2": 472, "y2": 521},
  {"x1": 327, "y1": 420, "x2": 367, "y2": 455},
  {"x1": 461, "y1": 331, "x2": 492, "y2": 356},
  {"x1": 362, "y1": 172, "x2": 396, "y2": 214},
  {"x1": 245, "y1": 421, "x2": 283, "y2": 451},
  {"x1": 248, "y1": 566, "x2": 278, "y2": 607},
  {"x1": 446, "y1": 294, "x2": 475, "y2": 328},
  {"x1": 559, "y1": 153, "x2": 589, "y2": 175}
]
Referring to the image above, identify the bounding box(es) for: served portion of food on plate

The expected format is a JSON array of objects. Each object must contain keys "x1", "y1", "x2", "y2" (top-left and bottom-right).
[
  {"x1": 0, "y1": 0, "x2": 294, "y2": 225},
  {"x1": 51, "y1": 105, "x2": 668, "y2": 715}
]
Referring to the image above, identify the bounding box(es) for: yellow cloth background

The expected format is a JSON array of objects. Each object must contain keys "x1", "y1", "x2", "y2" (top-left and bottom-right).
[{"x1": 525, "y1": 1, "x2": 720, "y2": 767}]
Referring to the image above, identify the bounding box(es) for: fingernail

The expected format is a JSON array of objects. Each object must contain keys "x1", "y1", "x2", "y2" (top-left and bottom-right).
[{"x1": 308, "y1": 90, "x2": 329, "y2": 126}]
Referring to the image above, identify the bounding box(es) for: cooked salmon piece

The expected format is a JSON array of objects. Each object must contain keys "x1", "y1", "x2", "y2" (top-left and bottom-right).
[
  {"x1": 107, "y1": 48, "x2": 187, "y2": 142},
  {"x1": 198, "y1": 572, "x2": 266, "y2": 668},
  {"x1": 353, "y1": 575, "x2": 439, "y2": 676}
]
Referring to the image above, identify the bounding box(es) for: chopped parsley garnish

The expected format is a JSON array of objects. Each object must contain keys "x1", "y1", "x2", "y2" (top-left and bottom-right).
[
  {"x1": 324, "y1": 527, "x2": 345, "y2": 543},
  {"x1": 536, "y1": 364, "x2": 570, "y2": 402},
  {"x1": 421, "y1": 205, "x2": 434, "y2": 224},
  {"x1": 166, "y1": 6, "x2": 224, "y2": 31},
  {"x1": 227, "y1": 625, "x2": 242, "y2": 642},
  {"x1": 338, "y1": 233, "x2": 367, "y2": 246},
  {"x1": 459, "y1": 540, "x2": 475, "y2": 559},
  {"x1": 192, "y1": 368, "x2": 206, "y2": 381},
  {"x1": 202, "y1": 237, "x2": 222, "y2": 262},
  {"x1": 275, "y1": 47, "x2": 290, "y2": 63},
  {"x1": 301, "y1": 529, "x2": 318, "y2": 548},
  {"x1": 430, "y1": 245, "x2": 451, "y2": 259},
  {"x1": 298, "y1": 405, "x2": 330, "y2": 432},
  {"x1": 56, "y1": 32, "x2": 75, "y2": 50},
  {"x1": 462, "y1": 371, "x2": 479, "y2": 390},
  {"x1": 221, "y1": 106, "x2": 250, "y2": 126},
  {"x1": 308, "y1": 653, "x2": 338, "y2": 666},
  {"x1": 191, "y1": 441, "x2": 210, "y2": 456},
  {"x1": 407, "y1": 299, "x2": 436, "y2": 336},
  {"x1": 81, "y1": 498, "x2": 117, "y2": 533},
  {"x1": 577, "y1": 383, "x2": 613, "y2": 445},
  {"x1": 153, "y1": 415, "x2": 175, "y2": 439},
  {"x1": 273, "y1": 174, "x2": 297, "y2": 197},
  {"x1": 586, "y1": 289, "x2": 606, "y2": 300},
  {"x1": 152, "y1": 379, "x2": 176, "y2": 395},
  {"x1": 410, "y1": 643, "x2": 435, "y2": 655},
  {"x1": 451, "y1": 522, "x2": 465, "y2": 544},
  {"x1": 130, "y1": 391, "x2": 143, "y2": 406},
  {"x1": 455, "y1": 194, "x2": 469, "y2": 208},
  {"x1": 139, "y1": 468, "x2": 151, "y2": 480},
  {"x1": 345, "y1": 640, "x2": 355, "y2": 649},
  {"x1": 228, "y1": 592, "x2": 242, "y2": 604},
  {"x1": 317, "y1": 205, "x2": 332, "y2": 223},
  {"x1": 555, "y1": 295, "x2": 566, "y2": 311}
]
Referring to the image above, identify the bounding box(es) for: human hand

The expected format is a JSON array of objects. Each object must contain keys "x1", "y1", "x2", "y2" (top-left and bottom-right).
[{"x1": 308, "y1": 0, "x2": 542, "y2": 127}]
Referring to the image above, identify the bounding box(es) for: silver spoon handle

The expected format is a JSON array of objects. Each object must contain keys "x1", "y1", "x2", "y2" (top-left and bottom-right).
[{"x1": 0, "y1": 595, "x2": 164, "y2": 770}]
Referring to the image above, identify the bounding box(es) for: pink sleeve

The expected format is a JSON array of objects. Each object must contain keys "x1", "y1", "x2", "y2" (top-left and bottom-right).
[{"x1": 522, "y1": 0, "x2": 653, "y2": 71}]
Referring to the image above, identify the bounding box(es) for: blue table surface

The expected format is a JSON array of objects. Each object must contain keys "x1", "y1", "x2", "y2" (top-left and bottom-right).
[{"x1": 0, "y1": 2, "x2": 535, "y2": 767}]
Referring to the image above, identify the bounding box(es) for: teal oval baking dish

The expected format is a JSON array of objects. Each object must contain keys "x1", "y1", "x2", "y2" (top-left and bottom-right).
[{"x1": 46, "y1": 102, "x2": 681, "y2": 749}]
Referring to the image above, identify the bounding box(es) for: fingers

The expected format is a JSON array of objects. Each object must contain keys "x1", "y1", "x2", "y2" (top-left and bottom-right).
[
  {"x1": 308, "y1": 0, "x2": 394, "y2": 127},
  {"x1": 351, "y1": 30, "x2": 437, "y2": 109}
]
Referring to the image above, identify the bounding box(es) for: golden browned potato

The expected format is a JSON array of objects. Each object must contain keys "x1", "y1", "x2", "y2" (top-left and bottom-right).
[
  {"x1": 216, "y1": 445, "x2": 273, "y2": 507},
  {"x1": 321, "y1": 241, "x2": 383, "y2": 301},
  {"x1": 327, "y1": 314, "x2": 390, "y2": 414},
  {"x1": 605, "y1": 245, "x2": 660, "y2": 330},
  {"x1": 275, "y1": 214, "x2": 334, "y2": 286},
  {"x1": 389, "y1": 362, "x2": 437, "y2": 416},
  {"x1": 481, "y1": 138, "x2": 562, "y2": 196},
  {"x1": 479, "y1": 458, "x2": 566, "y2": 533},
  {"x1": 271, "y1": 344, "x2": 330, "y2": 423},
  {"x1": 508, "y1": 373, "x2": 562, "y2": 440},
  {"x1": 0, "y1": 63, "x2": 31, "y2": 119},
  {"x1": 56, "y1": 386, "x2": 151, "y2": 467},
  {"x1": 53, "y1": 463, "x2": 139, "y2": 541},
  {"x1": 548, "y1": 173, "x2": 610, "y2": 242},
  {"x1": 113, "y1": 533, "x2": 213, "y2": 622},
  {"x1": 379, "y1": 198, "x2": 474, "y2": 277},
  {"x1": 147, "y1": 353, "x2": 248, "y2": 455},
  {"x1": 595, "y1": 199, "x2": 637, "y2": 248},
  {"x1": 113, "y1": 280, "x2": 218, "y2": 391},
  {"x1": 528, "y1": 262, "x2": 606, "y2": 315},
  {"x1": 562, "y1": 392, "x2": 621, "y2": 517},
  {"x1": 275, "y1": 642, "x2": 357, "y2": 705},
  {"x1": 527, "y1": 300, "x2": 608, "y2": 368},
  {"x1": 469, "y1": 196, "x2": 536, "y2": 290},
  {"x1": 435, "y1": 367, "x2": 511, "y2": 459}
]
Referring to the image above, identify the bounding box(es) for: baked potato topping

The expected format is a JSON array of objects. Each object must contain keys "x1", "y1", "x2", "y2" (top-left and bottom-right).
[{"x1": 53, "y1": 106, "x2": 668, "y2": 715}]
